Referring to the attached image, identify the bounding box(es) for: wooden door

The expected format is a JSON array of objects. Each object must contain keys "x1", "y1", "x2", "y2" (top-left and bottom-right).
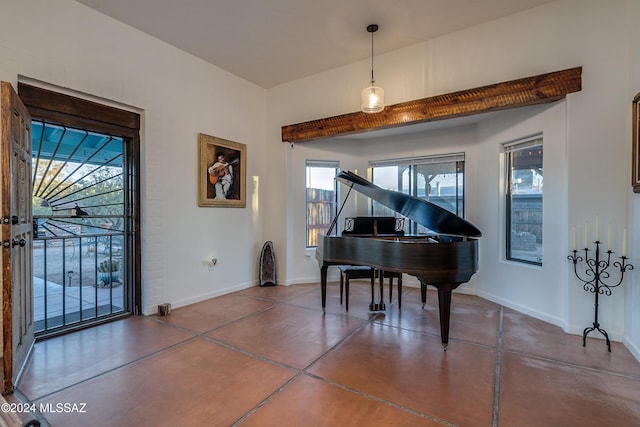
[{"x1": 1, "y1": 82, "x2": 34, "y2": 394}]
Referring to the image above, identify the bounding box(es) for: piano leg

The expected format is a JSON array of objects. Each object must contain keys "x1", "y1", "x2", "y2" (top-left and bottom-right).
[
  {"x1": 437, "y1": 287, "x2": 453, "y2": 351},
  {"x1": 370, "y1": 275, "x2": 375, "y2": 307},
  {"x1": 368, "y1": 269, "x2": 386, "y2": 311},
  {"x1": 320, "y1": 264, "x2": 328, "y2": 313},
  {"x1": 420, "y1": 281, "x2": 428, "y2": 308},
  {"x1": 379, "y1": 273, "x2": 385, "y2": 309}
]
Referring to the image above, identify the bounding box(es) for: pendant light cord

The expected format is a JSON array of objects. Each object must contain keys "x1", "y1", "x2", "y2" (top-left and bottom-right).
[
  {"x1": 370, "y1": 30, "x2": 375, "y2": 83},
  {"x1": 367, "y1": 24, "x2": 378, "y2": 84}
]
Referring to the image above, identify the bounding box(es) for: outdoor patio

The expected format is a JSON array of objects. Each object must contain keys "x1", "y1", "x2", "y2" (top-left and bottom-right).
[
  {"x1": 32, "y1": 234, "x2": 126, "y2": 333},
  {"x1": 33, "y1": 277, "x2": 125, "y2": 333}
]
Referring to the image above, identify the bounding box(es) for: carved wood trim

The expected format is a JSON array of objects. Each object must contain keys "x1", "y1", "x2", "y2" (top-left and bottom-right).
[
  {"x1": 282, "y1": 66, "x2": 582, "y2": 143},
  {"x1": 17, "y1": 83, "x2": 140, "y2": 138}
]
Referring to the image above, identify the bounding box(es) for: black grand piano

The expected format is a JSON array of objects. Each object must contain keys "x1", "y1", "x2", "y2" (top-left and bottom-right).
[{"x1": 316, "y1": 171, "x2": 482, "y2": 349}]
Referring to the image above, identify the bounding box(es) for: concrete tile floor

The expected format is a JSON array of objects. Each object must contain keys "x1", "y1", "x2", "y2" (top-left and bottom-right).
[{"x1": 16, "y1": 282, "x2": 640, "y2": 426}]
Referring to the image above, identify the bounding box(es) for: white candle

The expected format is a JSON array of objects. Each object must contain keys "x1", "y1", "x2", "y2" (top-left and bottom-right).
[
  {"x1": 622, "y1": 228, "x2": 628, "y2": 257},
  {"x1": 572, "y1": 227, "x2": 577, "y2": 251},
  {"x1": 607, "y1": 223, "x2": 611, "y2": 251},
  {"x1": 584, "y1": 222, "x2": 588, "y2": 248},
  {"x1": 595, "y1": 216, "x2": 600, "y2": 242}
]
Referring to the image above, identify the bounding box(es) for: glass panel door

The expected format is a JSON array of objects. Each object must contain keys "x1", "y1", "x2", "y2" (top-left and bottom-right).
[{"x1": 31, "y1": 120, "x2": 131, "y2": 335}]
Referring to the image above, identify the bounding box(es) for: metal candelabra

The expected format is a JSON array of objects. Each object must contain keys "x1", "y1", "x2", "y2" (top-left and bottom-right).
[{"x1": 568, "y1": 241, "x2": 633, "y2": 352}]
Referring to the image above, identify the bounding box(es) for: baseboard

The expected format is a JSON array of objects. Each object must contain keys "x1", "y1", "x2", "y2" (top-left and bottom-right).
[
  {"x1": 623, "y1": 336, "x2": 640, "y2": 362},
  {"x1": 476, "y1": 289, "x2": 566, "y2": 330},
  {"x1": 145, "y1": 280, "x2": 255, "y2": 314}
]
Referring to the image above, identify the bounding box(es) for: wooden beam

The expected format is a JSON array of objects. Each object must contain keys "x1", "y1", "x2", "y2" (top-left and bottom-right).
[
  {"x1": 18, "y1": 83, "x2": 140, "y2": 138},
  {"x1": 282, "y1": 66, "x2": 582, "y2": 143}
]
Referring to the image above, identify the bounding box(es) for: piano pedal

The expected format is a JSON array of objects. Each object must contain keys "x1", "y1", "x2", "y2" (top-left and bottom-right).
[{"x1": 368, "y1": 303, "x2": 386, "y2": 311}]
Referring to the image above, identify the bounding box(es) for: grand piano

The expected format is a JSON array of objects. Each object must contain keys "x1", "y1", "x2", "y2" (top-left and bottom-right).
[{"x1": 316, "y1": 170, "x2": 482, "y2": 349}]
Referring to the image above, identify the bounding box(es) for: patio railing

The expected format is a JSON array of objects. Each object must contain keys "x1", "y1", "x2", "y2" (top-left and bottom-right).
[{"x1": 33, "y1": 232, "x2": 126, "y2": 335}]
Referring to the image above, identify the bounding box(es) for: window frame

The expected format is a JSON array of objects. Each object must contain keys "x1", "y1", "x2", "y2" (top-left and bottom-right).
[
  {"x1": 369, "y1": 153, "x2": 465, "y2": 235},
  {"x1": 503, "y1": 135, "x2": 544, "y2": 266},
  {"x1": 305, "y1": 160, "x2": 339, "y2": 248}
]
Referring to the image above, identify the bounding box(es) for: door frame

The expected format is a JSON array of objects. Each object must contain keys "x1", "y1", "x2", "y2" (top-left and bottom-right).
[{"x1": 17, "y1": 83, "x2": 142, "y2": 318}]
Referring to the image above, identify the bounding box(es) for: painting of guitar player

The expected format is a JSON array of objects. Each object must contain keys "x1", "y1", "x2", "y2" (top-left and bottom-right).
[{"x1": 198, "y1": 133, "x2": 246, "y2": 207}]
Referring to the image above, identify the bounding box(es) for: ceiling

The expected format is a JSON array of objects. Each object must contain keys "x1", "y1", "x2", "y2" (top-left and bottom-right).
[{"x1": 74, "y1": 0, "x2": 555, "y2": 89}]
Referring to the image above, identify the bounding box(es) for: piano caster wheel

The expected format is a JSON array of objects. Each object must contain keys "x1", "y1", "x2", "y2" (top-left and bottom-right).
[{"x1": 442, "y1": 344, "x2": 448, "y2": 351}]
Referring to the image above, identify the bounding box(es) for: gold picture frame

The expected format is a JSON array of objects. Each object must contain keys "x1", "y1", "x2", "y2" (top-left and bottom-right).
[
  {"x1": 198, "y1": 133, "x2": 246, "y2": 207},
  {"x1": 634, "y1": 93, "x2": 640, "y2": 193}
]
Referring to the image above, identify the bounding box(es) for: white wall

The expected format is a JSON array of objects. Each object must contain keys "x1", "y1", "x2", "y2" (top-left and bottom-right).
[
  {"x1": 476, "y1": 103, "x2": 568, "y2": 326},
  {"x1": 626, "y1": 0, "x2": 640, "y2": 360},
  {"x1": 267, "y1": 0, "x2": 639, "y2": 356},
  {"x1": 0, "y1": 0, "x2": 268, "y2": 315}
]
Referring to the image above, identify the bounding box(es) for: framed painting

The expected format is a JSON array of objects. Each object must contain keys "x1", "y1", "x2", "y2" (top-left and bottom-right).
[
  {"x1": 198, "y1": 133, "x2": 246, "y2": 207},
  {"x1": 634, "y1": 93, "x2": 640, "y2": 193}
]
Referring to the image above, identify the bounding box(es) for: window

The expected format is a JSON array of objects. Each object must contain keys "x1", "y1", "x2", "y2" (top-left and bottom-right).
[
  {"x1": 305, "y1": 160, "x2": 339, "y2": 247},
  {"x1": 370, "y1": 153, "x2": 465, "y2": 234},
  {"x1": 504, "y1": 136, "x2": 543, "y2": 265}
]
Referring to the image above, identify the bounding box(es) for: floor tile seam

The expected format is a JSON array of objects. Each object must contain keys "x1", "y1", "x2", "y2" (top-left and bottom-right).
[
  {"x1": 237, "y1": 285, "x2": 318, "y2": 302},
  {"x1": 20, "y1": 335, "x2": 201, "y2": 403},
  {"x1": 343, "y1": 311, "x2": 393, "y2": 322},
  {"x1": 371, "y1": 320, "x2": 499, "y2": 352},
  {"x1": 286, "y1": 301, "x2": 395, "y2": 321},
  {"x1": 146, "y1": 314, "x2": 208, "y2": 336},
  {"x1": 491, "y1": 306, "x2": 504, "y2": 427},
  {"x1": 229, "y1": 371, "x2": 305, "y2": 426},
  {"x1": 175, "y1": 300, "x2": 288, "y2": 336},
  {"x1": 199, "y1": 312, "x2": 373, "y2": 374},
  {"x1": 232, "y1": 293, "x2": 277, "y2": 303},
  {"x1": 301, "y1": 315, "x2": 379, "y2": 372},
  {"x1": 280, "y1": 299, "x2": 338, "y2": 314},
  {"x1": 331, "y1": 309, "x2": 375, "y2": 321},
  {"x1": 500, "y1": 348, "x2": 640, "y2": 381},
  {"x1": 302, "y1": 371, "x2": 460, "y2": 427},
  {"x1": 278, "y1": 299, "x2": 403, "y2": 323},
  {"x1": 160, "y1": 304, "x2": 369, "y2": 372},
  {"x1": 237, "y1": 291, "x2": 314, "y2": 304},
  {"x1": 200, "y1": 334, "x2": 302, "y2": 373}
]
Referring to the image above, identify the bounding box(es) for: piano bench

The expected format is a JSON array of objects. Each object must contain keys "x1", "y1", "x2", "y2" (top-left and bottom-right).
[
  {"x1": 377, "y1": 271, "x2": 403, "y2": 308},
  {"x1": 338, "y1": 266, "x2": 374, "y2": 311}
]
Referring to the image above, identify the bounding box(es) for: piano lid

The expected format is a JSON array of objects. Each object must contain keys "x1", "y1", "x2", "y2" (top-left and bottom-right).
[{"x1": 337, "y1": 171, "x2": 482, "y2": 238}]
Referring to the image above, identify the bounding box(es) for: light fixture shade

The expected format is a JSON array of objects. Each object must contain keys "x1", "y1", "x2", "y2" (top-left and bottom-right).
[{"x1": 361, "y1": 84, "x2": 385, "y2": 113}]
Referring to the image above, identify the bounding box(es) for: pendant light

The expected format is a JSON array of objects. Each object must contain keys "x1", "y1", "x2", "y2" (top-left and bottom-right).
[{"x1": 361, "y1": 24, "x2": 384, "y2": 114}]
